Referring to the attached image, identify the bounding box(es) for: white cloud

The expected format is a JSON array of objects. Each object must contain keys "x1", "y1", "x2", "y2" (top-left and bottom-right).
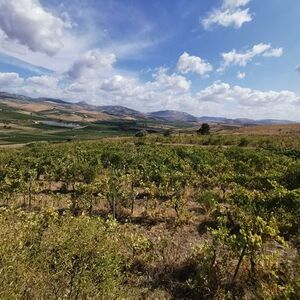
[
  {"x1": 0, "y1": 0, "x2": 69, "y2": 56},
  {"x1": 196, "y1": 82, "x2": 233, "y2": 103},
  {"x1": 0, "y1": 0, "x2": 157, "y2": 76},
  {"x1": 220, "y1": 43, "x2": 283, "y2": 71},
  {"x1": 223, "y1": 0, "x2": 251, "y2": 8},
  {"x1": 1, "y1": 70, "x2": 300, "y2": 120},
  {"x1": 192, "y1": 82, "x2": 300, "y2": 120},
  {"x1": 263, "y1": 48, "x2": 283, "y2": 57},
  {"x1": 152, "y1": 68, "x2": 191, "y2": 92},
  {"x1": 67, "y1": 50, "x2": 116, "y2": 81},
  {"x1": 177, "y1": 52, "x2": 213, "y2": 76},
  {"x1": 0, "y1": 72, "x2": 24, "y2": 87},
  {"x1": 252, "y1": 43, "x2": 272, "y2": 55},
  {"x1": 222, "y1": 43, "x2": 270, "y2": 66},
  {"x1": 101, "y1": 75, "x2": 136, "y2": 92},
  {"x1": 237, "y1": 71, "x2": 246, "y2": 79},
  {"x1": 196, "y1": 81, "x2": 300, "y2": 107},
  {"x1": 202, "y1": 0, "x2": 252, "y2": 30},
  {"x1": 27, "y1": 75, "x2": 59, "y2": 89},
  {"x1": 67, "y1": 82, "x2": 89, "y2": 94},
  {"x1": 202, "y1": 8, "x2": 252, "y2": 29}
]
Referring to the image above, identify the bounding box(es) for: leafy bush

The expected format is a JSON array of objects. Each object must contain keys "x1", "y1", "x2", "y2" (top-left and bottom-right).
[
  {"x1": 0, "y1": 209, "x2": 124, "y2": 299},
  {"x1": 135, "y1": 130, "x2": 148, "y2": 137},
  {"x1": 196, "y1": 190, "x2": 219, "y2": 213},
  {"x1": 282, "y1": 162, "x2": 300, "y2": 189},
  {"x1": 238, "y1": 137, "x2": 250, "y2": 147},
  {"x1": 186, "y1": 243, "x2": 219, "y2": 298},
  {"x1": 163, "y1": 129, "x2": 172, "y2": 137}
]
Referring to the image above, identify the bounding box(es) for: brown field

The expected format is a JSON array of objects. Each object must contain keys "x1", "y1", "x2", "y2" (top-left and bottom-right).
[
  {"x1": 233, "y1": 123, "x2": 300, "y2": 135},
  {"x1": 1, "y1": 99, "x2": 117, "y2": 122},
  {"x1": 1, "y1": 100, "x2": 57, "y2": 112}
]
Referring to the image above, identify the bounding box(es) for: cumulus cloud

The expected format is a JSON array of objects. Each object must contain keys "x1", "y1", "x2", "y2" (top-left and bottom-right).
[
  {"x1": 196, "y1": 81, "x2": 300, "y2": 107},
  {"x1": 222, "y1": 43, "x2": 270, "y2": 66},
  {"x1": 152, "y1": 68, "x2": 191, "y2": 92},
  {"x1": 219, "y1": 43, "x2": 283, "y2": 71},
  {"x1": 1, "y1": 69, "x2": 300, "y2": 120},
  {"x1": 0, "y1": 0, "x2": 160, "y2": 75},
  {"x1": 98, "y1": 77, "x2": 300, "y2": 116},
  {"x1": 202, "y1": 0, "x2": 252, "y2": 29},
  {"x1": 196, "y1": 82, "x2": 232, "y2": 103},
  {"x1": 0, "y1": 72, "x2": 24, "y2": 87},
  {"x1": 67, "y1": 50, "x2": 116, "y2": 81},
  {"x1": 237, "y1": 71, "x2": 246, "y2": 79},
  {"x1": 177, "y1": 52, "x2": 213, "y2": 76},
  {"x1": 262, "y1": 48, "x2": 283, "y2": 57},
  {"x1": 101, "y1": 75, "x2": 136, "y2": 92},
  {"x1": 223, "y1": 0, "x2": 251, "y2": 8},
  {"x1": 27, "y1": 75, "x2": 59, "y2": 89},
  {"x1": 202, "y1": 8, "x2": 252, "y2": 29},
  {"x1": 0, "y1": 0, "x2": 69, "y2": 56}
]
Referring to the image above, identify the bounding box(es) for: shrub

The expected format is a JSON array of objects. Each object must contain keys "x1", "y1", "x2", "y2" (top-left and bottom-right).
[
  {"x1": 0, "y1": 209, "x2": 124, "y2": 299},
  {"x1": 196, "y1": 190, "x2": 218, "y2": 214},
  {"x1": 135, "y1": 130, "x2": 148, "y2": 137},
  {"x1": 186, "y1": 243, "x2": 219, "y2": 298},
  {"x1": 238, "y1": 137, "x2": 250, "y2": 147},
  {"x1": 282, "y1": 162, "x2": 300, "y2": 189},
  {"x1": 163, "y1": 129, "x2": 172, "y2": 137}
]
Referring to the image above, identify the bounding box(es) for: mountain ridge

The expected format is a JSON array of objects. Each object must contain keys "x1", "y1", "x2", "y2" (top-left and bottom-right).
[{"x1": 0, "y1": 91, "x2": 296, "y2": 125}]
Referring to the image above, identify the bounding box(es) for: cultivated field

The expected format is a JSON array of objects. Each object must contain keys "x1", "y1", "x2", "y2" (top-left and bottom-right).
[
  {"x1": 0, "y1": 131, "x2": 299, "y2": 299},
  {"x1": 234, "y1": 124, "x2": 300, "y2": 136}
]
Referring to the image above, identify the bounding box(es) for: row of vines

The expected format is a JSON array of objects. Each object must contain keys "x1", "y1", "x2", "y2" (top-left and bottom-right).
[{"x1": 0, "y1": 137, "x2": 299, "y2": 299}]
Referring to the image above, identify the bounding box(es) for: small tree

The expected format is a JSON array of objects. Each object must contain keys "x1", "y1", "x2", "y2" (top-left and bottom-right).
[
  {"x1": 163, "y1": 129, "x2": 172, "y2": 137},
  {"x1": 197, "y1": 123, "x2": 210, "y2": 135},
  {"x1": 135, "y1": 130, "x2": 147, "y2": 137}
]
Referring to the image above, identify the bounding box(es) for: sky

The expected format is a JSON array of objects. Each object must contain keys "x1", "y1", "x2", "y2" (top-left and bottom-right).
[{"x1": 0, "y1": 0, "x2": 299, "y2": 120}]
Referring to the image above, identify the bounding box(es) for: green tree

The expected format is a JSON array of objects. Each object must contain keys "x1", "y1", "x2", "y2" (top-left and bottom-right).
[{"x1": 197, "y1": 123, "x2": 210, "y2": 135}]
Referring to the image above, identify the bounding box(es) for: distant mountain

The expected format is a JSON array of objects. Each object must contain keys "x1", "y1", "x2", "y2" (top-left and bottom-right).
[
  {"x1": 198, "y1": 116, "x2": 230, "y2": 123},
  {"x1": 0, "y1": 91, "x2": 32, "y2": 101},
  {"x1": 97, "y1": 105, "x2": 148, "y2": 118},
  {"x1": 0, "y1": 92, "x2": 71, "y2": 105},
  {"x1": 0, "y1": 91, "x2": 297, "y2": 125},
  {"x1": 150, "y1": 110, "x2": 199, "y2": 122},
  {"x1": 37, "y1": 97, "x2": 70, "y2": 105},
  {"x1": 253, "y1": 119, "x2": 295, "y2": 125},
  {"x1": 76, "y1": 101, "x2": 89, "y2": 106}
]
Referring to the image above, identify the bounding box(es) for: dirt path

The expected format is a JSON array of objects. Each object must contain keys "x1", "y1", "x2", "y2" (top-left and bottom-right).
[{"x1": 0, "y1": 143, "x2": 27, "y2": 149}]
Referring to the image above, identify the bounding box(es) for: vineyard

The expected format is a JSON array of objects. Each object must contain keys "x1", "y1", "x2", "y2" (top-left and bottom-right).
[{"x1": 0, "y1": 134, "x2": 300, "y2": 299}]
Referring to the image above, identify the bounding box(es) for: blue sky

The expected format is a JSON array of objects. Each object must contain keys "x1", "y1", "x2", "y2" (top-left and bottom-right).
[{"x1": 0, "y1": 0, "x2": 299, "y2": 120}]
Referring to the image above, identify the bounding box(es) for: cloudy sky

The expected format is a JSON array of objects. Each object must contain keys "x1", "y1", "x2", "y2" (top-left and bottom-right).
[{"x1": 0, "y1": 0, "x2": 299, "y2": 120}]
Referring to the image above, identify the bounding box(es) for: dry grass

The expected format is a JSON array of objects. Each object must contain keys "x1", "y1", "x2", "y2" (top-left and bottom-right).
[
  {"x1": 0, "y1": 99, "x2": 115, "y2": 122},
  {"x1": 233, "y1": 124, "x2": 300, "y2": 136},
  {"x1": 1, "y1": 100, "x2": 57, "y2": 112}
]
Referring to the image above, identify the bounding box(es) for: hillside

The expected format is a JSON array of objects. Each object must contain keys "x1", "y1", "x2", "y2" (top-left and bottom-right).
[
  {"x1": 150, "y1": 110, "x2": 199, "y2": 122},
  {"x1": 0, "y1": 92, "x2": 187, "y2": 145},
  {"x1": 0, "y1": 91, "x2": 298, "y2": 145},
  {"x1": 97, "y1": 105, "x2": 149, "y2": 119},
  {"x1": 1, "y1": 91, "x2": 297, "y2": 125}
]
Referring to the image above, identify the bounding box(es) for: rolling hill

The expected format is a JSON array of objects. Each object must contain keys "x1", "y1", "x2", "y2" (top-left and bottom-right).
[
  {"x1": 0, "y1": 91, "x2": 297, "y2": 125},
  {"x1": 149, "y1": 110, "x2": 199, "y2": 122}
]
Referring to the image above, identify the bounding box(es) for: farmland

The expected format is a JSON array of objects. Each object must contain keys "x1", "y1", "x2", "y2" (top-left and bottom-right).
[
  {"x1": 1, "y1": 0, "x2": 300, "y2": 298},
  {"x1": 0, "y1": 132, "x2": 299, "y2": 299},
  {"x1": 1, "y1": 95, "x2": 299, "y2": 147},
  {"x1": 0, "y1": 98, "x2": 192, "y2": 145}
]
